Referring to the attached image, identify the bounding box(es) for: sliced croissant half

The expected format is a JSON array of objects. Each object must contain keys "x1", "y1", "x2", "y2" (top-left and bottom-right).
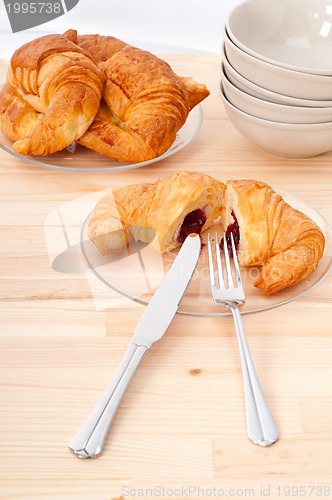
[
  {"x1": 221, "y1": 179, "x2": 325, "y2": 295},
  {"x1": 88, "y1": 171, "x2": 225, "y2": 254}
]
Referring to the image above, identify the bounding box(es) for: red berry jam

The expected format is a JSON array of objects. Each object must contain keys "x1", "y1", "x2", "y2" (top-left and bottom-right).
[
  {"x1": 221, "y1": 210, "x2": 240, "y2": 257},
  {"x1": 178, "y1": 209, "x2": 207, "y2": 243}
]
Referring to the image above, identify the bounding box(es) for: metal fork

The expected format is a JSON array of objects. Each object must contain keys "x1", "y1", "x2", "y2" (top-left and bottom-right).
[{"x1": 207, "y1": 232, "x2": 279, "y2": 447}]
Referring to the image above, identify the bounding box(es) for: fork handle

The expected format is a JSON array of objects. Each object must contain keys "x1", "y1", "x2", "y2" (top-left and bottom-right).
[{"x1": 231, "y1": 307, "x2": 279, "y2": 446}]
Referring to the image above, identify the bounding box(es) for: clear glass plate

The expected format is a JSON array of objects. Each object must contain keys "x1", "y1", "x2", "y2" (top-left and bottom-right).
[
  {"x1": 0, "y1": 104, "x2": 202, "y2": 172},
  {"x1": 80, "y1": 183, "x2": 332, "y2": 316}
]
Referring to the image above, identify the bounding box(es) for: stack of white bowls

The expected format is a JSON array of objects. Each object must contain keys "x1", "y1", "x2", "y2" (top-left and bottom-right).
[{"x1": 220, "y1": 0, "x2": 332, "y2": 158}]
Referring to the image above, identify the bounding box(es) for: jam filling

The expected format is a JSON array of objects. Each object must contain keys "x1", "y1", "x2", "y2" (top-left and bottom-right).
[
  {"x1": 221, "y1": 210, "x2": 240, "y2": 257},
  {"x1": 178, "y1": 209, "x2": 207, "y2": 243}
]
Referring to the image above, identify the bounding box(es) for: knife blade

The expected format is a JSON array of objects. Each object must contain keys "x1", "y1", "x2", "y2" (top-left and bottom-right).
[{"x1": 69, "y1": 233, "x2": 201, "y2": 458}]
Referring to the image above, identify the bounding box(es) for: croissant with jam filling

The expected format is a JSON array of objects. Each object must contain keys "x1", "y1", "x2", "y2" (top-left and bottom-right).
[
  {"x1": 221, "y1": 180, "x2": 325, "y2": 295},
  {"x1": 88, "y1": 174, "x2": 325, "y2": 295},
  {"x1": 88, "y1": 171, "x2": 225, "y2": 254}
]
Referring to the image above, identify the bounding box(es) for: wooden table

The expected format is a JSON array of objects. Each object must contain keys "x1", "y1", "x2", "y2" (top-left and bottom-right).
[{"x1": 1, "y1": 55, "x2": 332, "y2": 500}]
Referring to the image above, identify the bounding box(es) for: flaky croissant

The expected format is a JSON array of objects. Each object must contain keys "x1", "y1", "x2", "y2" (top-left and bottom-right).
[
  {"x1": 222, "y1": 180, "x2": 325, "y2": 295},
  {"x1": 89, "y1": 173, "x2": 325, "y2": 295},
  {"x1": 62, "y1": 30, "x2": 209, "y2": 163},
  {"x1": 65, "y1": 30, "x2": 210, "y2": 111},
  {"x1": 88, "y1": 171, "x2": 225, "y2": 254},
  {"x1": 0, "y1": 34, "x2": 104, "y2": 156}
]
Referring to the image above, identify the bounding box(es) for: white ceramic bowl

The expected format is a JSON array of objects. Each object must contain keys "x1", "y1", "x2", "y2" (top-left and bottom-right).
[
  {"x1": 222, "y1": 53, "x2": 332, "y2": 108},
  {"x1": 220, "y1": 65, "x2": 332, "y2": 124},
  {"x1": 226, "y1": 0, "x2": 332, "y2": 75},
  {"x1": 224, "y1": 30, "x2": 332, "y2": 100},
  {"x1": 219, "y1": 87, "x2": 332, "y2": 158}
]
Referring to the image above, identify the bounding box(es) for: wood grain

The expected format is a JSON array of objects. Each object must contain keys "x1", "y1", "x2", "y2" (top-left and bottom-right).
[{"x1": 0, "y1": 54, "x2": 332, "y2": 500}]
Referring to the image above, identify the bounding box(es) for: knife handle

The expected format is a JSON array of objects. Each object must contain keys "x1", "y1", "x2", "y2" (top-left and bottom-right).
[{"x1": 69, "y1": 343, "x2": 149, "y2": 458}]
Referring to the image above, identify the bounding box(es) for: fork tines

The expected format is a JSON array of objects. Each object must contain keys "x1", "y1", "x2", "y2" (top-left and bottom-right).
[{"x1": 207, "y1": 232, "x2": 244, "y2": 299}]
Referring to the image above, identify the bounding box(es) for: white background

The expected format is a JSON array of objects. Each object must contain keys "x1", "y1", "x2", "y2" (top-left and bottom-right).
[{"x1": 0, "y1": 0, "x2": 243, "y2": 57}]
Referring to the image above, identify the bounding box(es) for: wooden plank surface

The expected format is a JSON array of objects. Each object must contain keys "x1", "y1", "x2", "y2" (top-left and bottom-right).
[{"x1": 1, "y1": 54, "x2": 332, "y2": 500}]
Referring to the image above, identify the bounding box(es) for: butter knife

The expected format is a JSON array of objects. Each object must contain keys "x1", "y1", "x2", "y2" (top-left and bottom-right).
[{"x1": 69, "y1": 233, "x2": 201, "y2": 458}]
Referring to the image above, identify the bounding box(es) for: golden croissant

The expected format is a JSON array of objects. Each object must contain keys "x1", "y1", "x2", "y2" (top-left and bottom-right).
[
  {"x1": 0, "y1": 33, "x2": 104, "y2": 156},
  {"x1": 88, "y1": 172, "x2": 325, "y2": 295},
  {"x1": 221, "y1": 179, "x2": 325, "y2": 295},
  {"x1": 65, "y1": 30, "x2": 210, "y2": 110},
  {"x1": 62, "y1": 30, "x2": 210, "y2": 163},
  {"x1": 88, "y1": 171, "x2": 225, "y2": 254}
]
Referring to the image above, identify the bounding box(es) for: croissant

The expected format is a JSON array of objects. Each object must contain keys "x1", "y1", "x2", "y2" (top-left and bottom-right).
[
  {"x1": 61, "y1": 30, "x2": 209, "y2": 163},
  {"x1": 89, "y1": 173, "x2": 325, "y2": 295},
  {"x1": 64, "y1": 30, "x2": 210, "y2": 111},
  {"x1": 88, "y1": 171, "x2": 225, "y2": 254},
  {"x1": 0, "y1": 34, "x2": 104, "y2": 156},
  {"x1": 222, "y1": 180, "x2": 325, "y2": 295}
]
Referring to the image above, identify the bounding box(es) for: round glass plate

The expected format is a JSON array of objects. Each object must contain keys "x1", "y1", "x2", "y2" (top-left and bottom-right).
[
  {"x1": 0, "y1": 104, "x2": 202, "y2": 172},
  {"x1": 80, "y1": 184, "x2": 332, "y2": 316}
]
